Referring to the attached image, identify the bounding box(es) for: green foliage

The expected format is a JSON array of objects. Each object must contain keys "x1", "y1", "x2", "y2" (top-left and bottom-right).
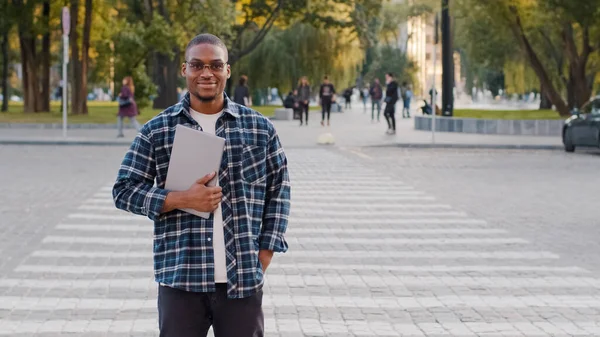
[
  {"x1": 364, "y1": 45, "x2": 417, "y2": 86},
  {"x1": 233, "y1": 22, "x2": 364, "y2": 95}
]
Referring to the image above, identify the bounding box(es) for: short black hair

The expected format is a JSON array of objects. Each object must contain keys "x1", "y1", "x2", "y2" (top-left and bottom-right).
[
  {"x1": 386, "y1": 72, "x2": 394, "y2": 78},
  {"x1": 323, "y1": 76, "x2": 329, "y2": 80},
  {"x1": 185, "y1": 34, "x2": 228, "y2": 61}
]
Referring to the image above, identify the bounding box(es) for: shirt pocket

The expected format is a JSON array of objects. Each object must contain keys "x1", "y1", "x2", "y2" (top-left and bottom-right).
[{"x1": 241, "y1": 144, "x2": 267, "y2": 185}]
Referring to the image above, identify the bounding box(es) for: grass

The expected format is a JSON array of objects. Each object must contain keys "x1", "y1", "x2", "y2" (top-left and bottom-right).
[
  {"x1": 0, "y1": 101, "x2": 288, "y2": 124},
  {"x1": 453, "y1": 109, "x2": 563, "y2": 120}
]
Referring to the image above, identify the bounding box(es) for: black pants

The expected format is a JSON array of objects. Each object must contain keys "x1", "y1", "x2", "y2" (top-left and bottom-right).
[
  {"x1": 384, "y1": 102, "x2": 396, "y2": 131},
  {"x1": 300, "y1": 102, "x2": 309, "y2": 124},
  {"x1": 321, "y1": 99, "x2": 332, "y2": 121},
  {"x1": 158, "y1": 284, "x2": 264, "y2": 337}
]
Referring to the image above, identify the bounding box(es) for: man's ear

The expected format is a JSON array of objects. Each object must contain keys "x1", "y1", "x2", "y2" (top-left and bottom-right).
[{"x1": 181, "y1": 63, "x2": 187, "y2": 77}]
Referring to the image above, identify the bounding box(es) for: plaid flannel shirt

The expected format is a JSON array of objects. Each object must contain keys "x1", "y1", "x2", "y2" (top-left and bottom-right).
[{"x1": 112, "y1": 93, "x2": 290, "y2": 299}]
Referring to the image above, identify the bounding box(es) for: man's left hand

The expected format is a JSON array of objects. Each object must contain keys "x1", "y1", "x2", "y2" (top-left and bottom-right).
[{"x1": 258, "y1": 250, "x2": 274, "y2": 273}]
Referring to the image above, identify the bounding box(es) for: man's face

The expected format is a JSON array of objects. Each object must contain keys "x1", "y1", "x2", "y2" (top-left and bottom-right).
[
  {"x1": 375, "y1": 78, "x2": 380, "y2": 84},
  {"x1": 182, "y1": 44, "x2": 230, "y2": 102},
  {"x1": 385, "y1": 74, "x2": 391, "y2": 83},
  {"x1": 323, "y1": 78, "x2": 329, "y2": 84}
]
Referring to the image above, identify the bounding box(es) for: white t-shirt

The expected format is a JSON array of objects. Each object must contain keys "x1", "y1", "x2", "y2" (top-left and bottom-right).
[{"x1": 189, "y1": 108, "x2": 227, "y2": 283}]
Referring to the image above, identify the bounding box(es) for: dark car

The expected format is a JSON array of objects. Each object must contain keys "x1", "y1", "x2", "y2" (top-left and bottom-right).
[{"x1": 563, "y1": 97, "x2": 600, "y2": 152}]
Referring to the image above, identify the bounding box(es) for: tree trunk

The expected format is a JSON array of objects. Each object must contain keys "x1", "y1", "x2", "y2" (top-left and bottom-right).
[
  {"x1": 566, "y1": 67, "x2": 576, "y2": 110},
  {"x1": 78, "y1": 0, "x2": 92, "y2": 115},
  {"x1": 69, "y1": 0, "x2": 81, "y2": 114},
  {"x1": 152, "y1": 0, "x2": 179, "y2": 109},
  {"x1": 152, "y1": 50, "x2": 180, "y2": 109},
  {"x1": 19, "y1": 32, "x2": 39, "y2": 113},
  {"x1": 15, "y1": 0, "x2": 41, "y2": 113},
  {"x1": 539, "y1": 82, "x2": 552, "y2": 109},
  {"x1": 1, "y1": 29, "x2": 8, "y2": 112},
  {"x1": 562, "y1": 24, "x2": 592, "y2": 109},
  {"x1": 507, "y1": 6, "x2": 569, "y2": 117},
  {"x1": 40, "y1": 0, "x2": 50, "y2": 112}
]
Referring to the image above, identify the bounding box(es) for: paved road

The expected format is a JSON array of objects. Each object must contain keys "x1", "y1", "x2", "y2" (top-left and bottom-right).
[{"x1": 1, "y1": 143, "x2": 599, "y2": 336}]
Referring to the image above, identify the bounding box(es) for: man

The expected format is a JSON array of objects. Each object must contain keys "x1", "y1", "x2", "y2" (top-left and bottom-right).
[
  {"x1": 112, "y1": 34, "x2": 291, "y2": 337},
  {"x1": 384, "y1": 72, "x2": 399, "y2": 135},
  {"x1": 297, "y1": 76, "x2": 311, "y2": 126},
  {"x1": 319, "y1": 76, "x2": 336, "y2": 126},
  {"x1": 233, "y1": 74, "x2": 251, "y2": 106},
  {"x1": 369, "y1": 78, "x2": 383, "y2": 122}
]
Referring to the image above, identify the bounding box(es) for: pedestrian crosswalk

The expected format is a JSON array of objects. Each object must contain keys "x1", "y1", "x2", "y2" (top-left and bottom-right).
[{"x1": 2, "y1": 148, "x2": 600, "y2": 336}]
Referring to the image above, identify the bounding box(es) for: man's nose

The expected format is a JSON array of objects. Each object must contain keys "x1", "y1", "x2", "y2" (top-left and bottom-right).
[{"x1": 200, "y1": 66, "x2": 213, "y2": 77}]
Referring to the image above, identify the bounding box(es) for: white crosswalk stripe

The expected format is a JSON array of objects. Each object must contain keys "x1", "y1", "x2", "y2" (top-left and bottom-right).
[
  {"x1": 5, "y1": 149, "x2": 599, "y2": 335},
  {"x1": 40, "y1": 235, "x2": 529, "y2": 246}
]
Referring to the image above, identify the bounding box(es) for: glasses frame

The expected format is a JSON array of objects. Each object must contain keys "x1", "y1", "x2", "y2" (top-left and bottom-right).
[{"x1": 185, "y1": 61, "x2": 228, "y2": 73}]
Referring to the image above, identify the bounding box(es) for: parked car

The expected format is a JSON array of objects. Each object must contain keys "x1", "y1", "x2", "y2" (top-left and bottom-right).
[{"x1": 563, "y1": 97, "x2": 600, "y2": 152}]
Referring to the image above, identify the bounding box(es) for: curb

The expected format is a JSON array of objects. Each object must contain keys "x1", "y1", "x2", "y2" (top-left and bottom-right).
[
  {"x1": 0, "y1": 117, "x2": 278, "y2": 129},
  {"x1": 0, "y1": 138, "x2": 564, "y2": 150},
  {"x1": 372, "y1": 143, "x2": 563, "y2": 150},
  {"x1": 0, "y1": 139, "x2": 132, "y2": 146},
  {"x1": 0, "y1": 123, "x2": 133, "y2": 130}
]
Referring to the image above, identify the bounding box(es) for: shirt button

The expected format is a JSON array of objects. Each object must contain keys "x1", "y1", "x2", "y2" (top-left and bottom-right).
[{"x1": 207, "y1": 237, "x2": 212, "y2": 242}]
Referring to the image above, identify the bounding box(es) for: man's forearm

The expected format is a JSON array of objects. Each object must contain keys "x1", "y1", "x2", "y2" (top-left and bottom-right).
[{"x1": 161, "y1": 191, "x2": 189, "y2": 214}]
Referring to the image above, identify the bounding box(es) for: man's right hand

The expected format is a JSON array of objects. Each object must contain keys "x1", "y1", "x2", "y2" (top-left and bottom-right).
[{"x1": 186, "y1": 172, "x2": 222, "y2": 212}]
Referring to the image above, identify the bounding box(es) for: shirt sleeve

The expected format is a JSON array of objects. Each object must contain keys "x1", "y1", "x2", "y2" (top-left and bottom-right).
[
  {"x1": 258, "y1": 124, "x2": 291, "y2": 253},
  {"x1": 112, "y1": 127, "x2": 169, "y2": 221}
]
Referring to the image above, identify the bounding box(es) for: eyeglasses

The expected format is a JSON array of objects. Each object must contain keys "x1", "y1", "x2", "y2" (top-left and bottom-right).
[{"x1": 185, "y1": 61, "x2": 227, "y2": 73}]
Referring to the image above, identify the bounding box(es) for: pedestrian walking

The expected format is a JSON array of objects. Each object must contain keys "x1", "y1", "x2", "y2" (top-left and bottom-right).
[
  {"x1": 361, "y1": 86, "x2": 369, "y2": 112},
  {"x1": 116, "y1": 76, "x2": 142, "y2": 138},
  {"x1": 342, "y1": 87, "x2": 352, "y2": 109},
  {"x1": 297, "y1": 76, "x2": 311, "y2": 126},
  {"x1": 319, "y1": 76, "x2": 336, "y2": 126},
  {"x1": 383, "y1": 72, "x2": 399, "y2": 135},
  {"x1": 370, "y1": 78, "x2": 383, "y2": 122},
  {"x1": 233, "y1": 75, "x2": 252, "y2": 106},
  {"x1": 402, "y1": 81, "x2": 412, "y2": 118},
  {"x1": 112, "y1": 33, "x2": 291, "y2": 337}
]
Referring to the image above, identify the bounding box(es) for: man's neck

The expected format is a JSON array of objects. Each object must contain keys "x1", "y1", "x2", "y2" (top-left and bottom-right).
[{"x1": 190, "y1": 94, "x2": 224, "y2": 115}]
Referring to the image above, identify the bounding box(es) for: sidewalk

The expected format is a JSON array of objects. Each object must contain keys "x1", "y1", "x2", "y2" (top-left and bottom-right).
[{"x1": 0, "y1": 106, "x2": 563, "y2": 149}]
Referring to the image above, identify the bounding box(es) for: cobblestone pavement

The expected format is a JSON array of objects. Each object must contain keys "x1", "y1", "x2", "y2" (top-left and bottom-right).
[{"x1": 1, "y1": 144, "x2": 600, "y2": 336}]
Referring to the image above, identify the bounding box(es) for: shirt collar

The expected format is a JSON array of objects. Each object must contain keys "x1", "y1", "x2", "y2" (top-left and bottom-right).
[{"x1": 170, "y1": 92, "x2": 240, "y2": 119}]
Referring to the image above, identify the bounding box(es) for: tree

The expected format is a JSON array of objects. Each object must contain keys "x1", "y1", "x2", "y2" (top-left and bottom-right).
[
  {"x1": 13, "y1": 0, "x2": 51, "y2": 113},
  {"x1": 148, "y1": 0, "x2": 233, "y2": 109},
  {"x1": 69, "y1": 0, "x2": 93, "y2": 115},
  {"x1": 233, "y1": 22, "x2": 365, "y2": 98},
  {"x1": 0, "y1": 0, "x2": 14, "y2": 112},
  {"x1": 455, "y1": 0, "x2": 600, "y2": 117}
]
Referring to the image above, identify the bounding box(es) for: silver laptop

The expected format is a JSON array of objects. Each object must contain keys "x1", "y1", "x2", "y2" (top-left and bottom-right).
[{"x1": 164, "y1": 124, "x2": 226, "y2": 219}]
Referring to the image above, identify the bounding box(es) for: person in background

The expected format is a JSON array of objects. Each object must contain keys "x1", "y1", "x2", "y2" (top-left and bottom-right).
[
  {"x1": 402, "y1": 81, "x2": 412, "y2": 118},
  {"x1": 383, "y1": 72, "x2": 399, "y2": 135},
  {"x1": 319, "y1": 76, "x2": 336, "y2": 126},
  {"x1": 297, "y1": 76, "x2": 311, "y2": 126},
  {"x1": 361, "y1": 86, "x2": 369, "y2": 112},
  {"x1": 233, "y1": 75, "x2": 252, "y2": 106},
  {"x1": 343, "y1": 87, "x2": 352, "y2": 110},
  {"x1": 283, "y1": 90, "x2": 301, "y2": 124},
  {"x1": 369, "y1": 78, "x2": 383, "y2": 123},
  {"x1": 117, "y1": 76, "x2": 142, "y2": 138}
]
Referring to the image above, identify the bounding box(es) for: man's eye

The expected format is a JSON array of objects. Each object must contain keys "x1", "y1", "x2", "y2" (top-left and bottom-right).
[{"x1": 211, "y1": 63, "x2": 224, "y2": 71}]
